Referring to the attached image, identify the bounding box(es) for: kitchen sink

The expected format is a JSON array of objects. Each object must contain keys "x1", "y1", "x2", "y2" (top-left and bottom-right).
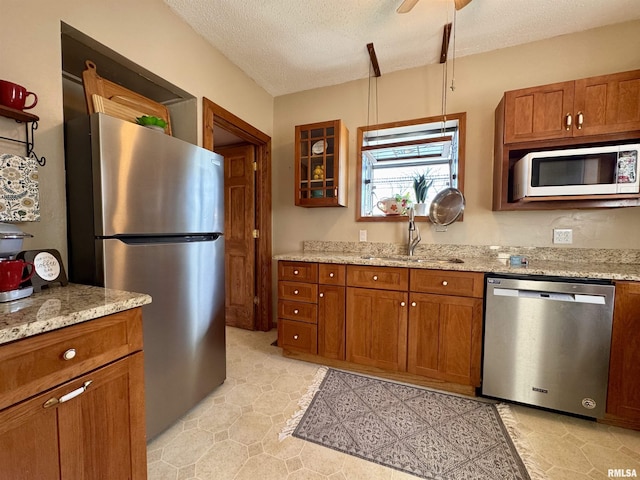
[{"x1": 360, "y1": 255, "x2": 464, "y2": 264}]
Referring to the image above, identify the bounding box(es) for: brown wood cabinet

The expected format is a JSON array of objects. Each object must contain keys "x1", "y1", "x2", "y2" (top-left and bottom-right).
[
  {"x1": 604, "y1": 281, "x2": 640, "y2": 430},
  {"x1": 493, "y1": 69, "x2": 640, "y2": 211},
  {"x1": 294, "y1": 120, "x2": 348, "y2": 207},
  {"x1": 407, "y1": 270, "x2": 484, "y2": 387},
  {"x1": 0, "y1": 308, "x2": 147, "y2": 480},
  {"x1": 318, "y1": 264, "x2": 346, "y2": 360}
]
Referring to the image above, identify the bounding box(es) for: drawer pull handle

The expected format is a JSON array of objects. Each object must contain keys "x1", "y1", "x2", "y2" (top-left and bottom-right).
[
  {"x1": 43, "y1": 381, "x2": 93, "y2": 408},
  {"x1": 576, "y1": 111, "x2": 584, "y2": 129},
  {"x1": 293, "y1": 335, "x2": 299, "y2": 340},
  {"x1": 373, "y1": 275, "x2": 378, "y2": 281},
  {"x1": 565, "y1": 113, "x2": 572, "y2": 130},
  {"x1": 400, "y1": 301, "x2": 406, "y2": 307},
  {"x1": 62, "y1": 348, "x2": 77, "y2": 361},
  {"x1": 294, "y1": 290, "x2": 299, "y2": 295},
  {"x1": 319, "y1": 293, "x2": 324, "y2": 298},
  {"x1": 329, "y1": 272, "x2": 334, "y2": 278},
  {"x1": 411, "y1": 302, "x2": 417, "y2": 307},
  {"x1": 442, "y1": 281, "x2": 448, "y2": 286},
  {"x1": 293, "y1": 270, "x2": 299, "y2": 275},
  {"x1": 294, "y1": 309, "x2": 299, "y2": 314}
]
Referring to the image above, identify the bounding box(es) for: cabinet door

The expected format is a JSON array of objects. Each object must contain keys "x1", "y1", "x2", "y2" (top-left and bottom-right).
[
  {"x1": 294, "y1": 120, "x2": 348, "y2": 207},
  {"x1": 407, "y1": 293, "x2": 482, "y2": 387},
  {"x1": 346, "y1": 287, "x2": 407, "y2": 371},
  {"x1": 574, "y1": 70, "x2": 640, "y2": 137},
  {"x1": 606, "y1": 282, "x2": 640, "y2": 427},
  {"x1": 318, "y1": 285, "x2": 346, "y2": 360},
  {"x1": 504, "y1": 81, "x2": 575, "y2": 143}
]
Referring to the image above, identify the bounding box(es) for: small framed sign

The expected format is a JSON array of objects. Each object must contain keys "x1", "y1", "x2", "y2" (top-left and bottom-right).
[{"x1": 17, "y1": 249, "x2": 68, "y2": 292}]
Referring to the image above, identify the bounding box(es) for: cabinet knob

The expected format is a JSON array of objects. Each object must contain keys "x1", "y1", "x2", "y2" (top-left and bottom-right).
[
  {"x1": 329, "y1": 272, "x2": 334, "y2": 278},
  {"x1": 411, "y1": 302, "x2": 417, "y2": 307},
  {"x1": 319, "y1": 292, "x2": 324, "y2": 298},
  {"x1": 400, "y1": 301, "x2": 406, "y2": 307},
  {"x1": 576, "y1": 111, "x2": 584, "y2": 130},
  {"x1": 293, "y1": 309, "x2": 299, "y2": 314},
  {"x1": 565, "y1": 113, "x2": 572, "y2": 130},
  {"x1": 293, "y1": 270, "x2": 299, "y2": 275},
  {"x1": 442, "y1": 280, "x2": 448, "y2": 286},
  {"x1": 373, "y1": 275, "x2": 378, "y2": 281},
  {"x1": 62, "y1": 348, "x2": 77, "y2": 361},
  {"x1": 293, "y1": 334, "x2": 299, "y2": 340},
  {"x1": 293, "y1": 289, "x2": 299, "y2": 295}
]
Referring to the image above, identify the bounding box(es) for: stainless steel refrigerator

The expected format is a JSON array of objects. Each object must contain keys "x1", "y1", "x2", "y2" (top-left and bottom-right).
[{"x1": 65, "y1": 113, "x2": 226, "y2": 440}]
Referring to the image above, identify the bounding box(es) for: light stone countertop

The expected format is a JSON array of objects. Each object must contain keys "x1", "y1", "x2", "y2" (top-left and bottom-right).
[
  {"x1": 274, "y1": 242, "x2": 640, "y2": 282},
  {"x1": 0, "y1": 283, "x2": 152, "y2": 346}
]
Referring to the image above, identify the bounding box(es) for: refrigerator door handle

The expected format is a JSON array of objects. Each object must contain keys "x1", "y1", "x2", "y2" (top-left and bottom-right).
[{"x1": 105, "y1": 233, "x2": 222, "y2": 245}]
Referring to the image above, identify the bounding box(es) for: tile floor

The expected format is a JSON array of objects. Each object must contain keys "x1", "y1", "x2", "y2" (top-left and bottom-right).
[{"x1": 147, "y1": 327, "x2": 640, "y2": 480}]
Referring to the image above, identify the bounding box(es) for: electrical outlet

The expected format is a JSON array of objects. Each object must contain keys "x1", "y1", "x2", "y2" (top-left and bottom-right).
[
  {"x1": 359, "y1": 229, "x2": 367, "y2": 242},
  {"x1": 553, "y1": 228, "x2": 573, "y2": 244}
]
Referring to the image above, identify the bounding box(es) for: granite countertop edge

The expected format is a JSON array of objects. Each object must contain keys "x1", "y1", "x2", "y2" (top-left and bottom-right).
[
  {"x1": 273, "y1": 252, "x2": 640, "y2": 282},
  {"x1": 0, "y1": 283, "x2": 152, "y2": 346}
]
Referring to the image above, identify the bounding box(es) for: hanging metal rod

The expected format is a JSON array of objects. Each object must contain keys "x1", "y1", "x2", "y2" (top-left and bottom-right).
[{"x1": 366, "y1": 43, "x2": 381, "y2": 77}]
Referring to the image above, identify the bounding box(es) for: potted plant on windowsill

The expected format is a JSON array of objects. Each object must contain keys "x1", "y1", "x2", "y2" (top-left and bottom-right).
[{"x1": 412, "y1": 172, "x2": 433, "y2": 216}]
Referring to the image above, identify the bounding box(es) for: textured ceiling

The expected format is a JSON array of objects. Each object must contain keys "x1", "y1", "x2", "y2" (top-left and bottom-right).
[{"x1": 164, "y1": 0, "x2": 640, "y2": 97}]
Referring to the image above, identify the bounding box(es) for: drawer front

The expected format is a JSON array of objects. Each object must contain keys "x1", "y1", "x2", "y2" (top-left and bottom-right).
[
  {"x1": 278, "y1": 281, "x2": 318, "y2": 303},
  {"x1": 319, "y1": 264, "x2": 346, "y2": 286},
  {"x1": 278, "y1": 261, "x2": 318, "y2": 283},
  {"x1": 0, "y1": 308, "x2": 143, "y2": 411},
  {"x1": 347, "y1": 265, "x2": 409, "y2": 291},
  {"x1": 278, "y1": 319, "x2": 318, "y2": 354},
  {"x1": 410, "y1": 269, "x2": 484, "y2": 298},
  {"x1": 278, "y1": 300, "x2": 317, "y2": 324}
]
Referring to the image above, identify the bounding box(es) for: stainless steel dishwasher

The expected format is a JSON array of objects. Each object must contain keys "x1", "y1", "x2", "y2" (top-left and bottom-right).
[{"x1": 482, "y1": 275, "x2": 615, "y2": 418}]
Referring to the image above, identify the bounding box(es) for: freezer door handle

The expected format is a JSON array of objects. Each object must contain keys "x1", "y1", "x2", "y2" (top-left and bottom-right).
[
  {"x1": 107, "y1": 233, "x2": 222, "y2": 245},
  {"x1": 492, "y1": 288, "x2": 605, "y2": 304}
]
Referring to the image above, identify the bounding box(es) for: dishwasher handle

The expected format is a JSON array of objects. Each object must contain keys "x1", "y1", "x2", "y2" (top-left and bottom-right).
[{"x1": 492, "y1": 287, "x2": 606, "y2": 304}]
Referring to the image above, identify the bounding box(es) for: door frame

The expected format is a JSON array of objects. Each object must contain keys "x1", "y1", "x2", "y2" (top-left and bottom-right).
[{"x1": 203, "y1": 98, "x2": 273, "y2": 331}]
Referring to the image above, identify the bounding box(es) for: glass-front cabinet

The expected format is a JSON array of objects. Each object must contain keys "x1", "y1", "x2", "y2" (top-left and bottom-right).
[{"x1": 295, "y1": 120, "x2": 348, "y2": 207}]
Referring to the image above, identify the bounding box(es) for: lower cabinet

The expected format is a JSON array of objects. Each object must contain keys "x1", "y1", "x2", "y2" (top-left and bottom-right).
[
  {"x1": 605, "y1": 281, "x2": 640, "y2": 429},
  {"x1": 346, "y1": 287, "x2": 408, "y2": 372},
  {"x1": 0, "y1": 308, "x2": 147, "y2": 480},
  {"x1": 407, "y1": 292, "x2": 483, "y2": 387},
  {"x1": 318, "y1": 284, "x2": 346, "y2": 360}
]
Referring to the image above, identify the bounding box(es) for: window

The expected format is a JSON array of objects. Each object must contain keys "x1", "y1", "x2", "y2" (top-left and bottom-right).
[{"x1": 356, "y1": 112, "x2": 466, "y2": 221}]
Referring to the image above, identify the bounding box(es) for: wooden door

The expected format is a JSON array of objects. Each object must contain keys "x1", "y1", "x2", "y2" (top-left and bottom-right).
[
  {"x1": 219, "y1": 144, "x2": 256, "y2": 330},
  {"x1": 574, "y1": 70, "x2": 640, "y2": 137},
  {"x1": 318, "y1": 284, "x2": 346, "y2": 360},
  {"x1": 504, "y1": 81, "x2": 575, "y2": 143},
  {"x1": 606, "y1": 282, "x2": 640, "y2": 428},
  {"x1": 407, "y1": 293, "x2": 482, "y2": 387},
  {"x1": 346, "y1": 287, "x2": 407, "y2": 371}
]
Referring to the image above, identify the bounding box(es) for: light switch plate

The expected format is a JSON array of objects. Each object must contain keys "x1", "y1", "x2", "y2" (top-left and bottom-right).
[
  {"x1": 553, "y1": 228, "x2": 573, "y2": 244},
  {"x1": 359, "y1": 230, "x2": 367, "y2": 242}
]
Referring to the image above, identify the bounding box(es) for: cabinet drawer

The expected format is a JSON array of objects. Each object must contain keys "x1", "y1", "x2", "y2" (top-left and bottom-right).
[
  {"x1": 278, "y1": 281, "x2": 318, "y2": 303},
  {"x1": 278, "y1": 261, "x2": 318, "y2": 283},
  {"x1": 278, "y1": 300, "x2": 317, "y2": 324},
  {"x1": 410, "y1": 269, "x2": 484, "y2": 298},
  {"x1": 319, "y1": 264, "x2": 346, "y2": 286},
  {"x1": 0, "y1": 308, "x2": 143, "y2": 411},
  {"x1": 347, "y1": 265, "x2": 408, "y2": 291},
  {"x1": 278, "y1": 319, "x2": 318, "y2": 354}
]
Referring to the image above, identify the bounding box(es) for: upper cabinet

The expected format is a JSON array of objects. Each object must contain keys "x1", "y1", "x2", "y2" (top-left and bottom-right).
[
  {"x1": 494, "y1": 69, "x2": 640, "y2": 211},
  {"x1": 294, "y1": 120, "x2": 348, "y2": 207},
  {"x1": 504, "y1": 71, "x2": 640, "y2": 143}
]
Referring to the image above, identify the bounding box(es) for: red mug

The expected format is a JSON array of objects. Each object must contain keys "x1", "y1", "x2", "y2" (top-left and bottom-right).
[
  {"x1": 0, "y1": 80, "x2": 38, "y2": 111},
  {"x1": 0, "y1": 259, "x2": 35, "y2": 292}
]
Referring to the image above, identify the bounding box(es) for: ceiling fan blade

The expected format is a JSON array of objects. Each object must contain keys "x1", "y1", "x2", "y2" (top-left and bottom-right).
[
  {"x1": 454, "y1": 0, "x2": 472, "y2": 10},
  {"x1": 397, "y1": 0, "x2": 419, "y2": 14}
]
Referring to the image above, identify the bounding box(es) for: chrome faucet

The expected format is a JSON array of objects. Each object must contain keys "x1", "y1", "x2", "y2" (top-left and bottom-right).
[{"x1": 408, "y1": 207, "x2": 421, "y2": 256}]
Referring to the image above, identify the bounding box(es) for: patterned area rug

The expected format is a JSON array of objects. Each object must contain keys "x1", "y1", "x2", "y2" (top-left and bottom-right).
[{"x1": 283, "y1": 368, "x2": 536, "y2": 480}]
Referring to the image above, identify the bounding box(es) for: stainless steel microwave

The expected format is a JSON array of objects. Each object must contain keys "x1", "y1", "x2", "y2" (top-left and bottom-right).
[{"x1": 512, "y1": 144, "x2": 640, "y2": 200}]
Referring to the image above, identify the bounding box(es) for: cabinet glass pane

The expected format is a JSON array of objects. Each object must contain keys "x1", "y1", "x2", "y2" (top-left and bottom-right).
[
  {"x1": 310, "y1": 128, "x2": 325, "y2": 138},
  {"x1": 300, "y1": 130, "x2": 309, "y2": 139}
]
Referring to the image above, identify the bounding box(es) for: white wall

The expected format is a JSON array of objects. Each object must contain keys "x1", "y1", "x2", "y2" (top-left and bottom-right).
[
  {"x1": 0, "y1": 0, "x2": 274, "y2": 262},
  {"x1": 272, "y1": 21, "x2": 640, "y2": 254}
]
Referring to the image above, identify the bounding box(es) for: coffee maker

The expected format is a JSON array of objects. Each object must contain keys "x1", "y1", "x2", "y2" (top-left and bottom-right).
[{"x1": 0, "y1": 223, "x2": 34, "y2": 302}]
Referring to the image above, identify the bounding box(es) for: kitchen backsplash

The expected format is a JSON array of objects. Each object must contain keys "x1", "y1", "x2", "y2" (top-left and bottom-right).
[{"x1": 302, "y1": 241, "x2": 640, "y2": 265}]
